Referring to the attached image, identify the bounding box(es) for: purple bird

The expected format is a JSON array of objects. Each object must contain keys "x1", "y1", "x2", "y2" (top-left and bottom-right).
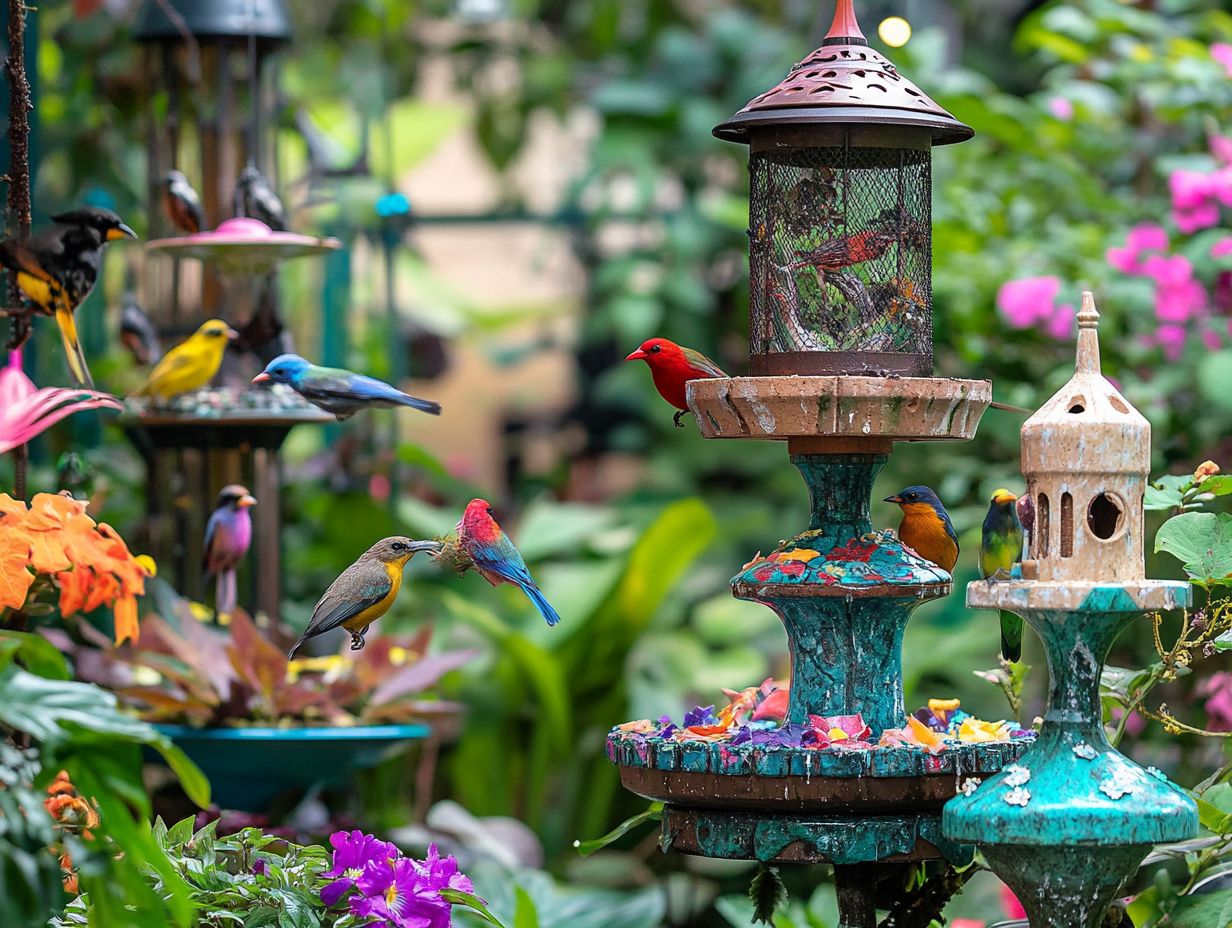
[
  {"x1": 456, "y1": 498, "x2": 560, "y2": 627},
  {"x1": 204, "y1": 484, "x2": 256, "y2": 617}
]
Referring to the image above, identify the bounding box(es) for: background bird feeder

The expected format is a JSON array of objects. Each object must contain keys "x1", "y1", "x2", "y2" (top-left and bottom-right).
[
  {"x1": 124, "y1": 0, "x2": 334, "y2": 622},
  {"x1": 715, "y1": 0, "x2": 970, "y2": 377}
]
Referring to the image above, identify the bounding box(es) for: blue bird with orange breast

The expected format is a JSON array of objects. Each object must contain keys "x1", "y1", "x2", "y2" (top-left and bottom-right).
[{"x1": 884, "y1": 485, "x2": 959, "y2": 573}]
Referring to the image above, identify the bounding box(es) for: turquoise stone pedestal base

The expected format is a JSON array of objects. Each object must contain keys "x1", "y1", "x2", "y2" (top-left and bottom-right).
[{"x1": 945, "y1": 583, "x2": 1196, "y2": 927}]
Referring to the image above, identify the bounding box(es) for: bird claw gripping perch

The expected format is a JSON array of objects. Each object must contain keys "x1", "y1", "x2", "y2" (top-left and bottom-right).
[
  {"x1": 349, "y1": 631, "x2": 366, "y2": 651},
  {"x1": 673, "y1": 410, "x2": 687, "y2": 429}
]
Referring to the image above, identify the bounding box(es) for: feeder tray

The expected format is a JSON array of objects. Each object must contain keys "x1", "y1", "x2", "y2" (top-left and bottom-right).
[
  {"x1": 146, "y1": 218, "x2": 342, "y2": 276},
  {"x1": 687, "y1": 375, "x2": 990, "y2": 452}
]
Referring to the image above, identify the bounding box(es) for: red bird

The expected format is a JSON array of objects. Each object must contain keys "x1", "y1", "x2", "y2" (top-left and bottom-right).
[
  {"x1": 793, "y1": 227, "x2": 897, "y2": 275},
  {"x1": 625, "y1": 337, "x2": 728, "y2": 428}
]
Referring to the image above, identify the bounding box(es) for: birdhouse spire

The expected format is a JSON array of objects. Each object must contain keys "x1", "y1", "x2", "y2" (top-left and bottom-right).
[
  {"x1": 823, "y1": 0, "x2": 865, "y2": 45},
  {"x1": 1075, "y1": 291, "x2": 1101, "y2": 375}
]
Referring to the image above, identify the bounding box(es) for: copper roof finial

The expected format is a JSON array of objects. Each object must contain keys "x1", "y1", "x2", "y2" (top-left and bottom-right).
[{"x1": 823, "y1": 0, "x2": 866, "y2": 46}]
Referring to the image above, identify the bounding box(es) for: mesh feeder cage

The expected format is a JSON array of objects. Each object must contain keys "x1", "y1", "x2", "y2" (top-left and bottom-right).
[{"x1": 715, "y1": 0, "x2": 972, "y2": 376}]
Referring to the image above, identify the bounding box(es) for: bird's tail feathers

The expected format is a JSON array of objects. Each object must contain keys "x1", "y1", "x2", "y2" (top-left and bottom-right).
[
  {"x1": 999, "y1": 610, "x2": 1023, "y2": 664},
  {"x1": 216, "y1": 570, "x2": 238, "y2": 617},
  {"x1": 394, "y1": 393, "x2": 442, "y2": 416},
  {"x1": 521, "y1": 581, "x2": 560, "y2": 627},
  {"x1": 55, "y1": 307, "x2": 93, "y2": 388}
]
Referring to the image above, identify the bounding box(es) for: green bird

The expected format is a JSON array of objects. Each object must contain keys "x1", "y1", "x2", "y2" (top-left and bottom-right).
[
  {"x1": 980, "y1": 488, "x2": 1026, "y2": 663},
  {"x1": 288, "y1": 537, "x2": 441, "y2": 659}
]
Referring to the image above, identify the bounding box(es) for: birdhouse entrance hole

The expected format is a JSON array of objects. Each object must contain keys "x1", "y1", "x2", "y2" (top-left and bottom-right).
[
  {"x1": 1087, "y1": 492, "x2": 1124, "y2": 541},
  {"x1": 1068, "y1": 397, "x2": 1085, "y2": 414}
]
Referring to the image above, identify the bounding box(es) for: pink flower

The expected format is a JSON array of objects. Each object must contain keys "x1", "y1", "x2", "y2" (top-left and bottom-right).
[
  {"x1": 1213, "y1": 166, "x2": 1232, "y2": 207},
  {"x1": 1044, "y1": 303, "x2": 1076, "y2": 339},
  {"x1": 1142, "y1": 253, "x2": 1194, "y2": 286},
  {"x1": 1213, "y1": 43, "x2": 1232, "y2": 78},
  {"x1": 997, "y1": 276, "x2": 1061, "y2": 329},
  {"x1": 1047, "y1": 96, "x2": 1074, "y2": 120},
  {"x1": 1107, "y1": 223, "x2": 1168, "y2": 274},
  {"x1": 1170, "y1": 169, "x2": 1213, "y2": 210},
  {"x1": 1155, "y1": 279, "x2": 1207, "y2": 323},
  {"x1": 1212, "y1": 133, "x2": 1232, "y2": 166},
  {"x1": 0, "y1": 351, "x2": 121, "y2": 454},
  {"x1": 1199, "y1": 672, "x2": 1232, "y2": 732},
  {"x1": 1212, "y1": 238, "x2": 1232, "y2": 260},
  {"x1": 1002, "y1": 885, "x2": 1027, "y2": 918},
  {"x1": 1155, "y1": 324, "x2": 1187, "y2": 360},
  {"x1": 1202, "y1": 329, "x2": 1223, "y2": 350},
  {"x1": 1175, "y1": 202, "x2": 1221, "y2": 234}
]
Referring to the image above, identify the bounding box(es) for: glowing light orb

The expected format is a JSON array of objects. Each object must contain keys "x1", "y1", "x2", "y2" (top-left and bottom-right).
[{"x1": 878, "y1": 16, "x2": 912, "y2": 48}]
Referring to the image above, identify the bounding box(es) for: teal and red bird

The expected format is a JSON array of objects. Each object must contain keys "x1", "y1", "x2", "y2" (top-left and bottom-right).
[
  {"x1": 625, "y1": 337, "x2": 727, "y2": 428},
  {"x1": 457, "y1": 498, "x2": 560, "y2": 627},
  {"x1": 884, "y1": 485, "x2": 959, "y2": 573},
  {"x1": 981, "y1": 488, "x2": 1026, "y2": 662},
  {"x1": 203, "y1": 484, "x2": 256, "y2": 618}
]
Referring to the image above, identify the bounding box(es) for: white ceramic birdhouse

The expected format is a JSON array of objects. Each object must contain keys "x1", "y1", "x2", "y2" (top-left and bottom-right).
[{"x1": 1019, "y1": 292, "x2": 1148, "y2": 582}]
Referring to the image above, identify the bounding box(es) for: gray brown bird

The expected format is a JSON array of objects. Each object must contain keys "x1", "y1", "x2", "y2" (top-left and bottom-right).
[
  {"x1": 233, "y1": 163, "x2": 287, "y2": 231},
  {"x1": 287, "y1": 537, "x2": 441, "y2": 659},
  {"x1": 162, "y1": 170, "x2": 205, "y2": 234}
]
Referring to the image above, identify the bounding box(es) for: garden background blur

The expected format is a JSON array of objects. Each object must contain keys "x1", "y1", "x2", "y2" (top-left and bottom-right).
[{"x1": 5, "y1": 0, "x2": 1232, "y2": 925}]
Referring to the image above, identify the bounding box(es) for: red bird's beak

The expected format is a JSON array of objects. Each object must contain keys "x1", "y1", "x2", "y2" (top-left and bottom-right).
[
  {"x1": 625, "y1": 348, "x2": 648, "y2": 362},
  {"x1": 251, "y1": 372, "x2": 271, "y2": 384},
  {"x1": 238, "y1": 495, "x2": 257, "y2": 508}
]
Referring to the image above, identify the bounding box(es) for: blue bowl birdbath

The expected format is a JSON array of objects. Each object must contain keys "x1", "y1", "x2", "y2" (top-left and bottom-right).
[{"x1": 154, "y1": 723, "x2": 430, "y2": 812}]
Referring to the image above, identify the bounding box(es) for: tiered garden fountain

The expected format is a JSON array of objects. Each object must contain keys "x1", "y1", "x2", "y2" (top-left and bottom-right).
[
  {"x1": 943, "y1": 293, "x2": 1197, "y2": 928},
  {"x1": 606, "y1": 2, "x2": 1033, "y2": 923}
]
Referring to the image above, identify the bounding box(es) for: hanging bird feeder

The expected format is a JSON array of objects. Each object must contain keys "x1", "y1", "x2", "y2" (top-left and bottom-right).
[{"x1": 716, "y1": 0, "x2": 970, "y2": 376}]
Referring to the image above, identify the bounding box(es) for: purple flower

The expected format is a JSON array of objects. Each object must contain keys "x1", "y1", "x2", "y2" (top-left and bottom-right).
[
  {"x1": 321, "y1": 830, "x2": 399, "y2": 907},
  {"x1": 352, "y1": 856, "x2": 453, "y2": 928},
  {"x1": 415, "y1": 843, "x2": 474, "y2": 895},
  {"x1": 683, "y1": 706, "x2": 719, "y2": 727},
  {"x1": 251, "y1": 859, "x2": 269, "y2": 877}
]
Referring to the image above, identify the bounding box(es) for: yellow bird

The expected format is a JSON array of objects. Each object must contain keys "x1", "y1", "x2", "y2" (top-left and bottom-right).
[{"x1": 132, "y1": 318, "x2": 237, "y2": 400}]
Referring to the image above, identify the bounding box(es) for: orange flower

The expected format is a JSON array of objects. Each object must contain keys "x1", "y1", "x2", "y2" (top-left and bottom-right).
[
  {"x1": 1194, "y1": 460, "x2": 1221, "y2": 483},
  {"x1": 0, "y1": 493, "x2": 154, "y2": 644}
]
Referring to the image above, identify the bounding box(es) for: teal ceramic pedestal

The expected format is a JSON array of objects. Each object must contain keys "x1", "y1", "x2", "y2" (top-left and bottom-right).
[
  {"x1": 944, "y1": 583, "x2": 1197, "y2": 928},
  {"x1": 610, "y1": 451, "x2": 1027, "y2": 928}
]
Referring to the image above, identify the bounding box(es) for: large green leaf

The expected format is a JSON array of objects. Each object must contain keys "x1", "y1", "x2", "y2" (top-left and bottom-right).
[
  {"x1": 617, "y1": 498, "x2": 718, "y2": 629},
  {"x1": 1170, "y1": 889, "x2": 1232, "y2": 928},
  {"x1": 0, "y1": 631, "x2": 69, "y2": 680},
  {"x1": 1154, "y1": 512, "x2": 1232, "y2": 585}
]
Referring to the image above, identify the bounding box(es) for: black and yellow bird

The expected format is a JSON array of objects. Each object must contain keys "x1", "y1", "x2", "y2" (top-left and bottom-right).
[
  {"x1": 0, "y1": 206, "x2": 137, "y2": 387},
  {"x1": 287, "y1": 536, "x2": 441, "y2": 659},
  {"x1": 162, "y1": 170, "x2": 205, "y2": 234}
]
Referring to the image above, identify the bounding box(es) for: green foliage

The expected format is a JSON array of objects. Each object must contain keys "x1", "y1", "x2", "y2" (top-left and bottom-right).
[
  {"x1": 1156, "y1": 513, "x2": 1232, "y2": 588},
  {"x1": 748, "y1": 865, "x2": 788, "y2": 926},
  {"x1": 0, "y1": 632, "x2": 209, "y2": 928},
  {"x1": 573, "y1": 802, "x2": 663, "y2": 857},
  {"x1": 0, "y1": 742, "x2": 64, "y2": 928}
]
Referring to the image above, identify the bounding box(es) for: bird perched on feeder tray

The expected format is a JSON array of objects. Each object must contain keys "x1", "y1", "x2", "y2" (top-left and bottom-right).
[
  {"x1": 884, "y1": 485, "x2": 960, "y2": 573},
  {"x1": 161, "y1": 170, "x2": 205, "y2": 235},
  {"x1": 118, "y1": 290, "x2": 161, "y2": 366},
  {"x1": 981, "y1": 488, "x2": 1027, "y2": 663},
  {"x1": 625, "y1": 337, "x2": 728, "y2": 428},
  {"x1": 454, "y1": 498, "x2": 561, "y2": 627},
  {"x1": 251, "y1": 353, "x2": 442, "y2": 420},
  {"x1": 288, "y1": 536, "x2": 441, "y2": 658},
  {"x1": 131, "y1": 318, "x2": 237, "y2": 400},
  {"x1": 203, "y1": 485, "x2": 256, "y2": 618},
  {"x1": 233, "y1": 162, "x2": 287, "y2": 231},
  {"x1": 0, "y1": 206, "x2": 137, "y2": 387}
]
